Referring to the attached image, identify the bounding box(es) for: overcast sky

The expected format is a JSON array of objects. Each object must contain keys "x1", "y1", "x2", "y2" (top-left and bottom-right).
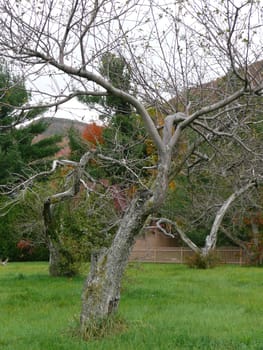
[
  {"x1": 43, "y1": 97, "x2": 101, "y2": 124},
  {"x1": 25, "y1": 66, "x2": 101, "y2": 124}
]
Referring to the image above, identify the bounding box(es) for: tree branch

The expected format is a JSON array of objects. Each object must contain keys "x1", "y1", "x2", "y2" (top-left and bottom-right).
[
  {"x1": 203, "y1": 180, "x2": 260, "y2": 255},
  {"x1": 149, "y1": 216, "x2": 201, "y2": 254}
]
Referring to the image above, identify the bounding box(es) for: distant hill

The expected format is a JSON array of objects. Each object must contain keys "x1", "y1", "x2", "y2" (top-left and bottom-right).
[
  {"x1": 33, "y1": 117, "x2": 88, "y2": 158},
  {"x1": 34, "y1": 117, "x2": 88, "y2": 137}
]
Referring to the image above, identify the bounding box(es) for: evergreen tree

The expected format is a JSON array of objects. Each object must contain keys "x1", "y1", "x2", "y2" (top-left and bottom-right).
[
  {"x1": 0, "y1": 62, "x2": 63, "y2": 261},
  {"x1": 0, "y1": 63, "x2": 61, "y2": 185},
  {"x1": 78, "y1": 53, "x2": 148, "y2": 185}
]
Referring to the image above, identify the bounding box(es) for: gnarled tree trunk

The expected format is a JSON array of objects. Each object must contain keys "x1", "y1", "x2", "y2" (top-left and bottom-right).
[
  {"x1": 80, "y1": 191, "x2": 151, "y2": 330},
  {"x1": 80, "y1": 146, "x2": 173, "y2": 333}
]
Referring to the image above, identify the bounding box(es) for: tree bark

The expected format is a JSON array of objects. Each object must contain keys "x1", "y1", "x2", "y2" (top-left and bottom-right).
[{"x1": 80, "y1": 191, "x2": 151, "y2": 330}]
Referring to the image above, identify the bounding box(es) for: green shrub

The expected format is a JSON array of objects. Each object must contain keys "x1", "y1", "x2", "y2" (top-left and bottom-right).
[
  {"x1": 49, "y1": 246, "x2": 79, "y2": 277},
  {"x1": 186, "y1": 251, "x2": 220, "y2": 269}
]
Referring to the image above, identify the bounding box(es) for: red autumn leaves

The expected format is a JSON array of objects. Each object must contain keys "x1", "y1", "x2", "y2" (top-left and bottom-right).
[{"x1": 82, "y1": 122, "x2": 104, "y2": 145}]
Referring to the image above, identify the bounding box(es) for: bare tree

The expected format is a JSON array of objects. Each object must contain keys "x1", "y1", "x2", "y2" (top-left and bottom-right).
[
  {"x1": 154, "y1": 78, "x2": 263, "y2": 259},
  {"x1": 0, "y1": 0, "x2": 263, "y2": 335}
]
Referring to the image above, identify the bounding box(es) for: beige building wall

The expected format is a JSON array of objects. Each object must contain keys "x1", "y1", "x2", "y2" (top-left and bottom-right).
[{"x1": 134, "y1": 231, "x2": 179, "y2": 250}]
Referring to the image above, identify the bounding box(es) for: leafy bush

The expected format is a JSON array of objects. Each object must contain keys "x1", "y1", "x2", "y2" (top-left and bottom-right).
[
  {"x1": 186, "y1": 251, "x2": 220, "y2": 269},
  {"x1": 49, "y1": 246, "x2": 78, "y2": 277}
]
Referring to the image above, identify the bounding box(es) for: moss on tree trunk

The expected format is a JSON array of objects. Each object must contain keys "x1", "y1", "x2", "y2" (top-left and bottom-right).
[{"x1": 80, "y1": 193, "x2": 150, "y2": 335}]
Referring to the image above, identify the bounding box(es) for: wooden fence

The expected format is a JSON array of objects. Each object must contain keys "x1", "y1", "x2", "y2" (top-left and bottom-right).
[{"x1": 130, "y1": 247, "x2": 247, "y2": 265}]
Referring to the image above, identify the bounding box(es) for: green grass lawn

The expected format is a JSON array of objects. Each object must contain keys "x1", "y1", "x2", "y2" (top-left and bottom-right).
[{"x1": 1, "y1": 262, "x2": 263, "y2": 350}]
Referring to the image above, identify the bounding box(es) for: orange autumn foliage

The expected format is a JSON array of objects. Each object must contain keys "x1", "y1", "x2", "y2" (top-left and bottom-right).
[
  {"x1": 82, "y1": 123, "x2": 104, "y2": 145},
  {"x1": 169, "y1": 180, "x2": 176, "y2": 191}
]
